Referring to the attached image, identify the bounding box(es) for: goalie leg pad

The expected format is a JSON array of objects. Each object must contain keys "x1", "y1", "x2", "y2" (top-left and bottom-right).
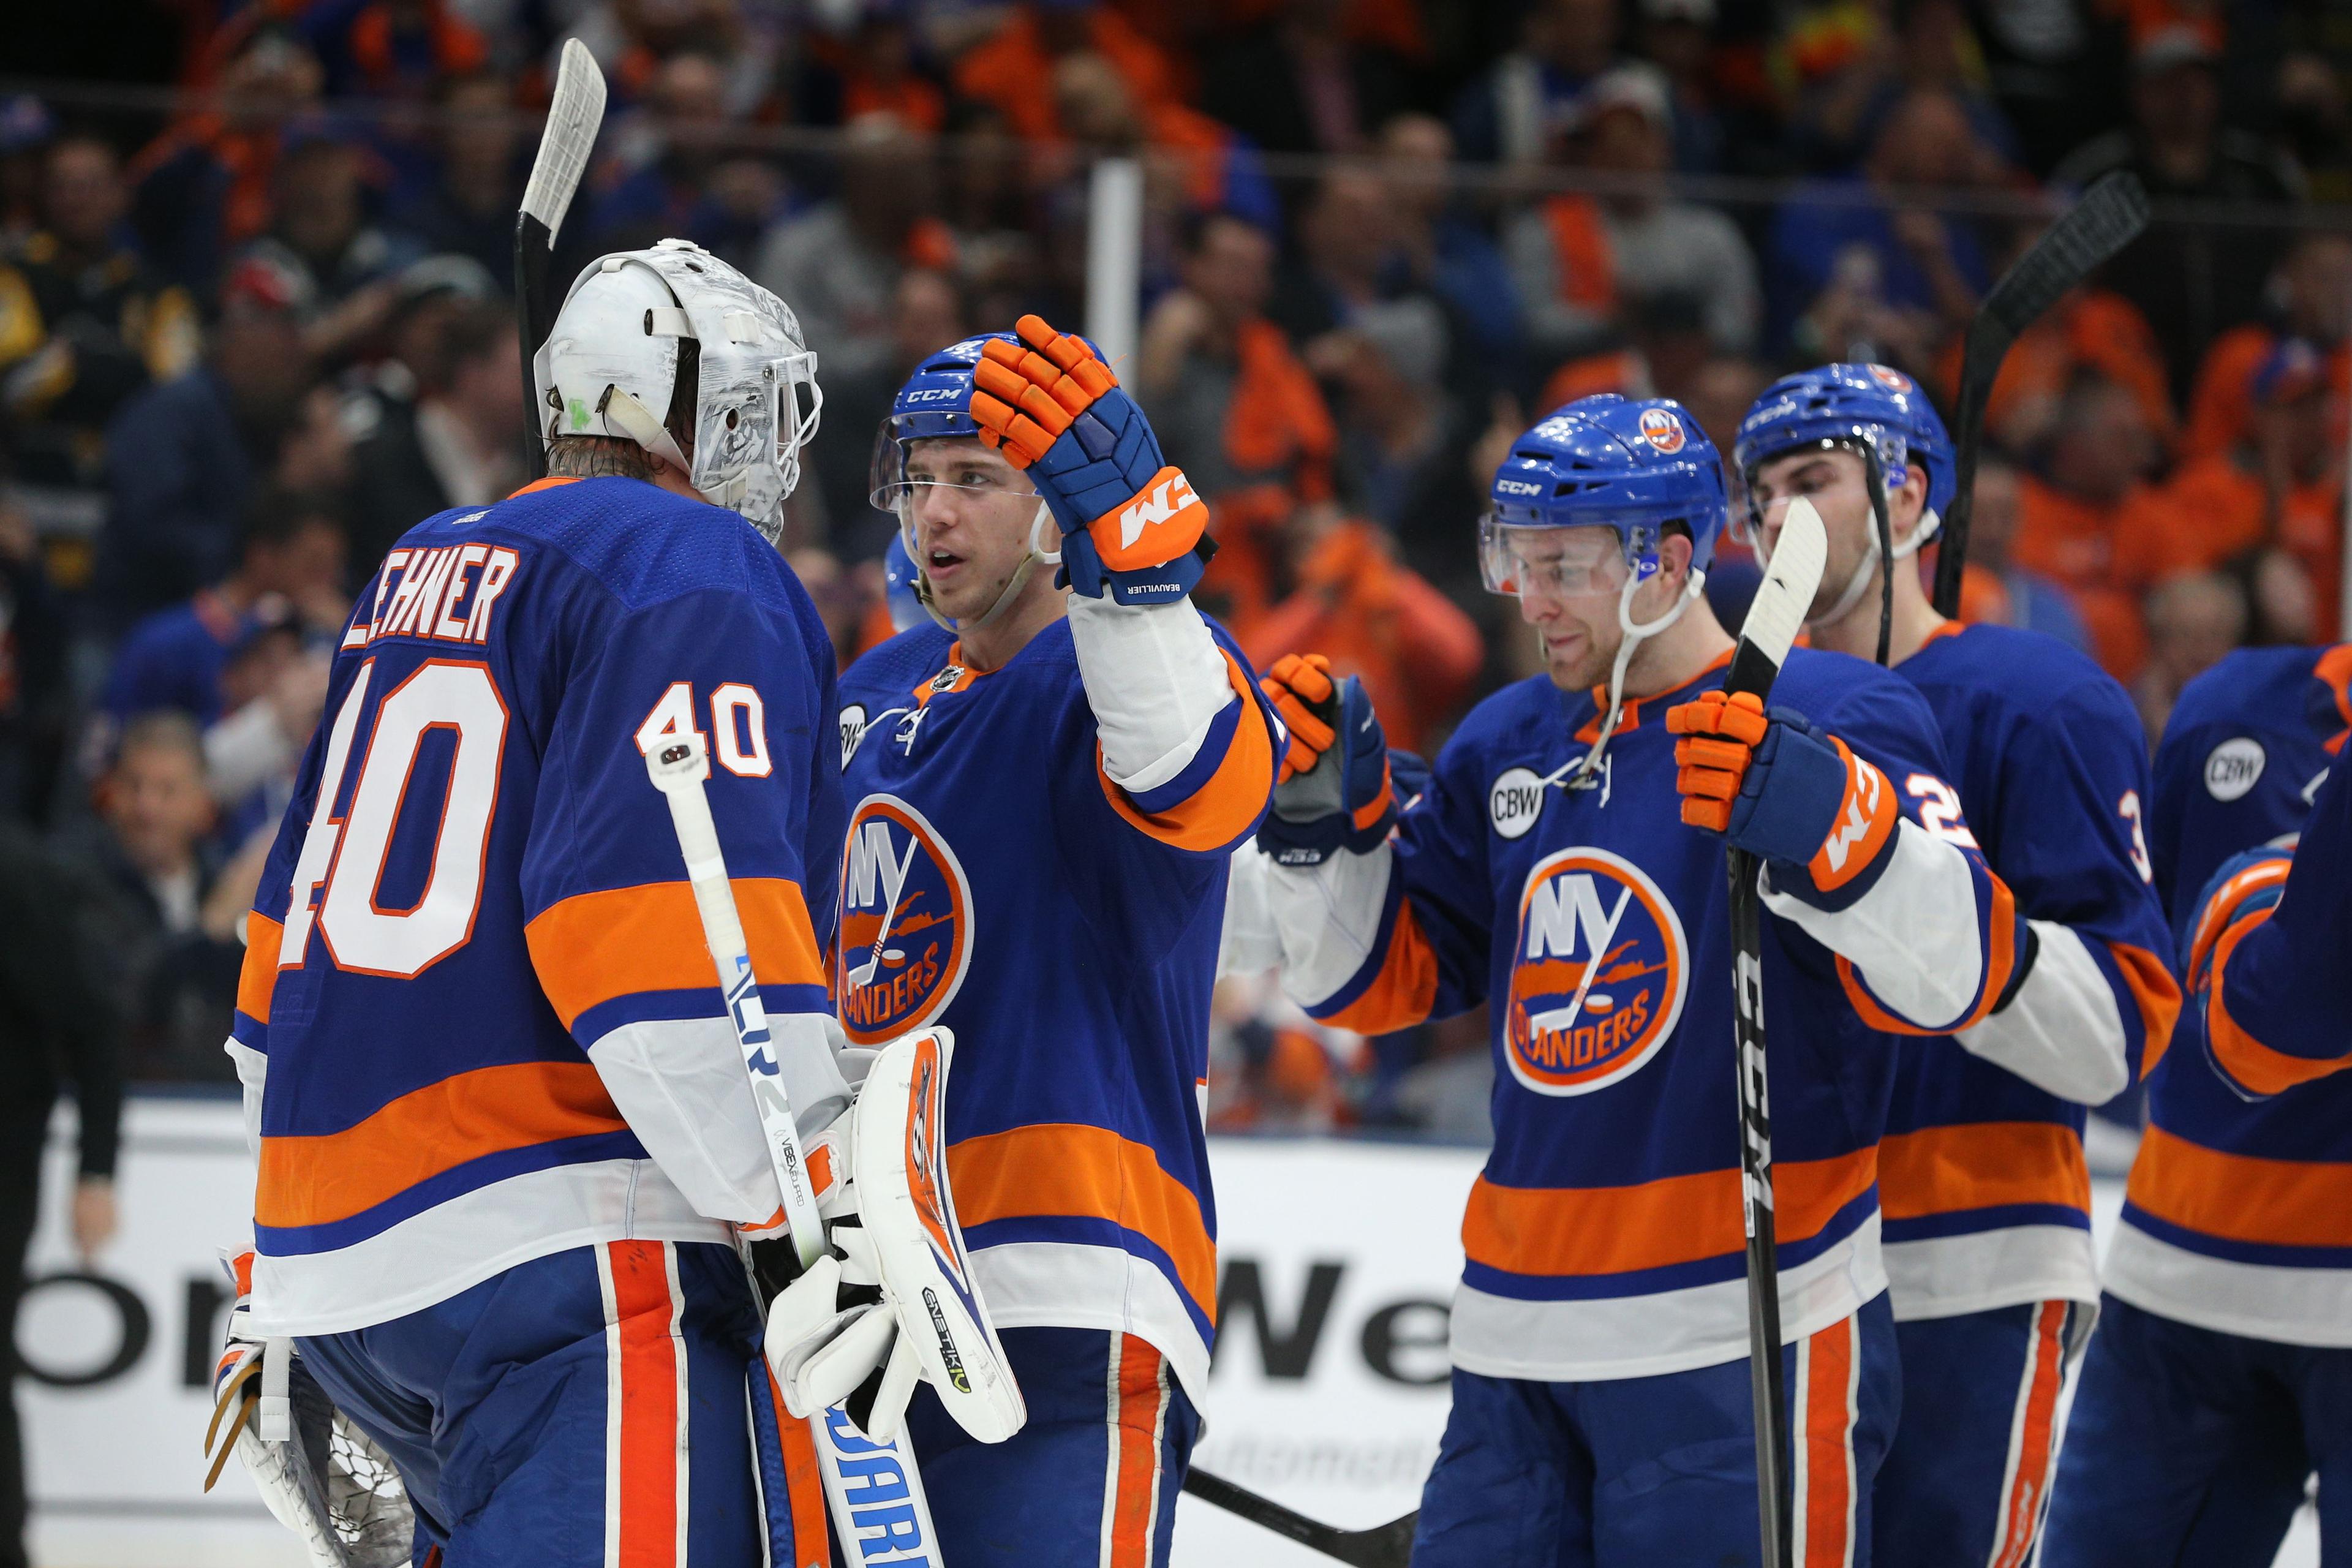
[{"x1": 852, "y1": 1026, "x2": 1027, "y2": 1445}]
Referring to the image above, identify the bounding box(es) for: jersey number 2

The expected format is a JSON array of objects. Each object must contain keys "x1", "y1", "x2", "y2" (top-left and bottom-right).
[{"x1": 279, "y1": 660, "x2": 510, "y2": 978}]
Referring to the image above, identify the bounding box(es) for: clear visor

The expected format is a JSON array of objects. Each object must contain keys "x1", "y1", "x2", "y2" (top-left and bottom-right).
[
  {"x1": 867, "y1": 423, "x2": 1036, "y2": 511},
  {"x1": 1479, "y1": 518, "x2": 1640, "y2": 599}
]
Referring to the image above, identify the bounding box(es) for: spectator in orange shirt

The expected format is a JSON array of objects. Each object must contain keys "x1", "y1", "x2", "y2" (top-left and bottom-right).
[
  {"x1": 2180, "y1": 232, "x2": 2352, "y2": 464},
  {"x1": 1241, "y1": 513, "x2": 1483, "y2": 759},
  {"x1": 2011, "y1": 373, "x2": 2165, "y2": 677},
  {"x1": 1137, "y1": 211, "x2": 1336, "y2": 633},
  {"x1": 2130, "y1": 339, "x2": 2345, "y2": 633},
  {"x1": 1951, "y1": 453, "x2": 2094, "y2": 655},
  {"x1": 952, "y1": 0, "x2": 1177, "y2": 145},
  {"x1": 1931, "y1": 265, "x2": 2175, "y2": 457}
]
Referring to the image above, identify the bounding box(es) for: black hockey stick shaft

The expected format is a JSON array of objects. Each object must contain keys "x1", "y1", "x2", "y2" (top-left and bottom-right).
[
  {"x1": 514, "y1": 216, "x2": 552, "y2": 480},
  {"x1": 1932, "y1": 172, "x2": 2150, "y2": 617},
  {"x1": 1182, "y1": 1467, "x2": 1416, "y2": 1568}
]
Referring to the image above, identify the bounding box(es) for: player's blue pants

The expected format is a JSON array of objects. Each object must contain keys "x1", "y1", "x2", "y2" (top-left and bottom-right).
[
  {"x1": 296, "y1": 1240, "x2": 812, "y2": 1568},
  {"x1": 903, "y1": 1325, "x2": 1200, "y2": 1568},
  {"x1": 1872, "y1": 1298, "x2": 2090, "y2": 1568},
  {"x1": 1411, "y1": 1294, "x2": 1899, "y2": 1568},
  {"x1": 2043, "y1": 1294, "x2": 2352, "y2": 1567}
]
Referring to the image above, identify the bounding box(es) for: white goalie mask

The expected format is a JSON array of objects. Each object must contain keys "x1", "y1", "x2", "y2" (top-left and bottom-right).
[{"x1": 533, "y1": 238, "x2": 822, "y2": 541}]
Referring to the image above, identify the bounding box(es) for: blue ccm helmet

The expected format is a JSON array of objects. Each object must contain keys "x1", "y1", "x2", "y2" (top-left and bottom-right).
[
  {"x1": 869, "y1": 332, "x2": 1072, "y2": 631},
  {"x1": 1481, "y1": 394, "x2": 1728, "y2": 785},
  {"x1": 881, "y1": 533, "x2": 924, "y2": 633},
  {"x1": 1731, "y1": 362, "x2": 1953, "y2": 537}
]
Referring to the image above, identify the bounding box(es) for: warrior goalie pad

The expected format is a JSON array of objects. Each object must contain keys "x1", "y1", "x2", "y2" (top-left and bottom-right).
[{"x1": 206, "y1": 1340, "x2": 412, "y2": 1568}]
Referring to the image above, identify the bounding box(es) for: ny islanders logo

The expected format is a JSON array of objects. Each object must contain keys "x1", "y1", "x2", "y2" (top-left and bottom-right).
[
  {"x1": 837, "y1": 795, "x2": 973, "y2": 1044},
  {"x1": 1637, "y1": 407, "x2": 1686, "y2": 454},
  {"x1": 1505, "y1": 847, "x2": 1689, "y2": 1095}
]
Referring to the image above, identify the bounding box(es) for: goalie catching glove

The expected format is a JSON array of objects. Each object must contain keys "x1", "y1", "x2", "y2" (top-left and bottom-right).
[
  {"x1": 763, "y1": 1026, "x2": 1025, "y2": 1446},
  {"x1": 1254, "y1": 653, "x2": 1399, "y2": 866},
  {"x1": 968, "y1": 314, "x2": 1214, "y2": 605}
]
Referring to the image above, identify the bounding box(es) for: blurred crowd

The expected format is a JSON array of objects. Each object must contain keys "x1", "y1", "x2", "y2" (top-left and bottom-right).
[{"x1": 6, "y1": 0, "x2": 2349, "y2": 1136}]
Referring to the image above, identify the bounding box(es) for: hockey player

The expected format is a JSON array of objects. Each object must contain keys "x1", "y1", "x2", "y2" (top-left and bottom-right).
[
  {"x1": 2043, "y1": 642, "x2": 2352, "y2": 1565},
  {"x1": 1238, "y1": 393, "x2": 2023, "y2": 1566},
  {"x1": 216, "y1": 239, "x2": 846, "y2": 1565},
  {"x1": 1732, "y1": 365, "x2": 2178, "y2": 1568},
  {"x1": 774, "y1": 318, "x2": 1275, "y2": 1565}
]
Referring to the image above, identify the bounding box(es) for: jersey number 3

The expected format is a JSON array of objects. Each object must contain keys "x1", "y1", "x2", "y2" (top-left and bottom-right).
[{"x1": 279, "y1": 660, "x2": 509, "y2": 978}]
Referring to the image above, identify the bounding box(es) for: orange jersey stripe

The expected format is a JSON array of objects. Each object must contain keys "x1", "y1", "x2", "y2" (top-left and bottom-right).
[
  {"x1": 1321, "y1": 899, "x2": 1439, "y2": 1036},
  {"x1": 527, "y1": 878, "x2": 827, "y2": 1030},
  {"x1": 1097, "y1": 650, "x2": 1274, "y2": 853},
  {"x1": 1109, "y1": 1335, "x2": 1167, "y2": 1568},
  {"x1": 1798, "y1": 1316, "x2": 1858, "y2": 1568},
  {"x1": 948, "y1": 1123, "x2": 1216, "y2": 1322},
  {"x1": 255, "y1": 1060, "x2": 628, "y2": 1229},
  {"x1": 1986, "y1": 1301, "x2": 2068, "y2": 1568},
  {"x1": 1837, "y1": 870, "x2": 2018, "y2": 1036},
  {"x1": 2111, "y1": 939, "x2": 2182, "y2": 1079},
  {"x1": 607, "y1": 1240, "x2": 683, "y2": 1568},
  {"x1": 1876, "y1": 1120, "x2": 2090, "y2": 1222},
  {"x1": 2127, "y1": 1124, "x2": 2352, "y2": 1250},
  {"x1": 2207, "y1": 913, "x2": 2345, "y2": 1096},
  {"x1": 1461, "y1": 1145, "x2": 1877, "y2": 1280},
  {"x1": 238, "y1": 913, "x2": 284, "y2": 1024}
]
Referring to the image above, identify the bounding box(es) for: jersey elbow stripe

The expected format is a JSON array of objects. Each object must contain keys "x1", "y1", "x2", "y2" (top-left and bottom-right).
[
  {"x1": 2207, "y1": 914, "x2": 2346, "y2": 1096},
  {"x1": 255, "y1": 1059, "x2": 631, "y2": 1232},
  {"x1": 1307, "y1": 885, "x2": 1439, "y2": 1036},
  {"x1": 1120, "y1": 695, "x2": 1241, "y2": 816},
  {"x1": 2107, "y1": 940, "x2": 2182, "y2": 1080},
  {"x1": 237, "y1": 913, "x2": 284, "y2": 1028},
  {"x1": 2125, "y1": 1124, "x2": 2352, "y2": 1251},
  {"x1": 1096, "y1": 650, "x2": 1273, "y2": 853},
  {"x1": 1877, "y1": 1121, "x2": 2090, "y2": 1223},
  {"x1": 527, "y1": 878, "x2": 826, "y2": 1031},
  {"x1": 1834, "y1": 869, "x2": 2016, "y2": 1035},
  {"x1": 1462, "y1": 1145, "x2": 1877, "y2": 1281},
  {"x1": 947, "y1": 1122, "x2": 1216, "y2": 1325}
]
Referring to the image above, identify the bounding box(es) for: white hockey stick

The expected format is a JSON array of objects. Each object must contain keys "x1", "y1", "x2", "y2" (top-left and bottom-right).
[
  {"x1": 514, "y1": 37, "x2": 606, "y2": 480},
  {"x1": 646, "y1": 733, "x2": 942, "y2": 1568}
]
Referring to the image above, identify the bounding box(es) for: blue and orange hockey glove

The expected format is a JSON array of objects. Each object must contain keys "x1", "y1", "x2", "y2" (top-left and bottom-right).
[
  {"x1": 2184, "y1": 845, "x2": 2292, "y2": 998},
  {"x1": 1255, "y1": 653, "x2": 1398, "y2": 866},
  {"x1": 1667, "y1": 689, "x2": 1898, "y2": 902},
  {"x1": 968, "y1": 314, "x2": 1215, "y2": 606}
]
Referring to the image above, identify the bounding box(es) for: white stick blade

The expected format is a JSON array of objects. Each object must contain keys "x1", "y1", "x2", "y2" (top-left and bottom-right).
[
  {"x1": 520, "y1": 38, "x2": 607, "y2": 236},
  {"x1": 1741, "y1": 498, "x2": 1828, "y2": 668}
]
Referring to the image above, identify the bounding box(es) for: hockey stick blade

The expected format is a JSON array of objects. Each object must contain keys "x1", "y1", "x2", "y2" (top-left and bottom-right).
[
  {"x1": 1932, "y1": 172, "x2": 2150, "y2": 615},
  {"x1": 515, "y1": 39, "x2": 607, "y2": 480},
  {"x1": 1727, "y1": 497, "x2": 1826, "y2": 699},
  {"x1": 1183, "y1": 1469, "x2": 1415, "y2": 1568},
  {"x1": 521, "y1": 39, "x2": 607, "y2": 236}
]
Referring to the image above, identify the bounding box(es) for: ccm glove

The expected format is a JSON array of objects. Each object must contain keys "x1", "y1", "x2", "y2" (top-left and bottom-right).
[
  {"x1": 1667, "y1": 689, "x2": 1897, "y2": 898},
  {"x1": 1254, "y1": 653, "x2": 1397, "y2": 866},
  {"x1": 968, "y1": 314, "x2": 1215, "y2": 606}
]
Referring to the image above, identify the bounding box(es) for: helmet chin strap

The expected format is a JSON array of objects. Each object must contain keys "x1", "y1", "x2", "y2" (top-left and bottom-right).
[
  {"x1": 1570, "y1": 565, "x2": 1708, "y2": 790},
  {"x1": 910, "y1": 501, "x2": 1062, "y2": 636},
  {"x1": 1766, "y1": 507, "x2": 1942, "y2": 633}
]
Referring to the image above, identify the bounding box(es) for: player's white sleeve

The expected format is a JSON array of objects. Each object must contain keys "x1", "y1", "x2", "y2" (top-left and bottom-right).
[
  {"x1": 587, "y1": 1012, "x2": 851, "y2": 1226},
  {"x1": 1762, "y1": 820, "x2": 1991, "y2": 1032},
  {"x1": 1251, "y1": 842, "x2": 1397, "y2": 1011},
  {"x1": 225, "y1": 1040, "x2": 266, "y2": 1159},
  {"x1": 1221, "y1": 843, "x2": 1285, "y2": 978},
  {"x1": 1065, "y1": 593, "x2": 1235, "y2": 791},
  {"x1": 1954, "y1": 922, "x2": 2131, "y2": 1104}
]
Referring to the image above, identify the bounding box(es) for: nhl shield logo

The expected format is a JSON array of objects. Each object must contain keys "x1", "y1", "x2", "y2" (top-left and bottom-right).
[
  {"x1": 1505, "y1": 847, "x2": 1689, "y2": 1095},
  {"x1": 837, "y1": 795, "x2": 974, "y2": 1044},
  {"x1": 1637, "y1": 407, "x2": 1687, "y2": 454}
]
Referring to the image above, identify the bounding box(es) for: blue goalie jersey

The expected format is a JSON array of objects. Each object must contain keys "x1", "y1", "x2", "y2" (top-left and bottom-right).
[{"x1": 230, "y1": 477, "x2": 846, "y2": 1336}]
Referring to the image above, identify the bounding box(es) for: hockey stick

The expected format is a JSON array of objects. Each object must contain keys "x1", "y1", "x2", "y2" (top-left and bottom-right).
[
  {"x1": 1724, "y1": 496, "x2": 1829, "y2": 1568},
  {"x1": 646, "y1": 733, "x2": 941, "y2": 1568},
  {"x1": 1182, "y1": 1469, "x2": 1415, "y2": 1568},
  {"x1": 1930, "y1": 172, "x2": 2150, "y2": 617},
  {"x1": 514, "y1": 37, "x2": 606, "y2": 481}
]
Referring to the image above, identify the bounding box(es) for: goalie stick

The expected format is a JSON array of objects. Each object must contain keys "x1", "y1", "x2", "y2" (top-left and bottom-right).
[
  {"x1": 646, "y1": 733, "x2": 941, "y2": 1568},
  {"x1": 1930, "y1": 172, "x2": 2150, "y2": 617},
  {"x1": 1724, "y1": 496, "x2": 1828, "y2": 1568},
  {"x1": 514, "y1": 37, "x2": 605, "y2": 481},
  {"x1": 1183, "y1": 1470, "x2": 1415, "y2": 1568}
]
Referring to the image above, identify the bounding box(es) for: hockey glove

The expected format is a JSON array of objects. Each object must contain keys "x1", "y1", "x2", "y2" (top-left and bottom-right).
[
  {"x1": 1254, "y1": 652, "x2": 1397, "y2": 867},
  {"x1": 968, "y1": 314, "x2": 1215, "y2": 606},
  {"x1": 1668, "y1": 689, "x2": 1898, "y2": 899}
]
